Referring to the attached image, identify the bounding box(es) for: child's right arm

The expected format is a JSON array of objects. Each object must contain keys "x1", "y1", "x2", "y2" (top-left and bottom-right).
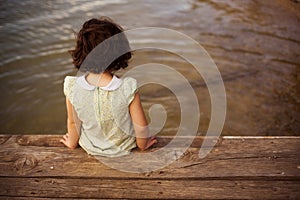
[
  {"x1": 129, "y1": 93, "x2": 157, "y2": 151},
  {"x1": 60, "y1": 98, "x2": 81, "y2": 149}
]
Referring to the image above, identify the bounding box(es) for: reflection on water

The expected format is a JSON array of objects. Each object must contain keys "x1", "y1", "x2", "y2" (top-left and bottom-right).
[{"x1": 0, "y1": 0, "x2": 299, "y2": 135}]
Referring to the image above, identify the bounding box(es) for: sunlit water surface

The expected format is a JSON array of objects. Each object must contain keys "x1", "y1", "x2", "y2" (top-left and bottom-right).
[{"x1": 0, "y1": 0, "x2": 299, "y2": 135}]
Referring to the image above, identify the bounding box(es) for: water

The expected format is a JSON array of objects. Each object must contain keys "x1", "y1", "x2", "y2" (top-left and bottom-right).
[{"x1": 0, "y1": 0, "x2": 299, "y2": 135}]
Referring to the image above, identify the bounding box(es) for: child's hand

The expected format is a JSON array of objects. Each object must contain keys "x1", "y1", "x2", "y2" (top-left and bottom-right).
[
  {"x1": 60, "y1": 133, "x2": 78, "y2": 149},
  {"x1": 144, "y1": 136, "x2": 157, "y2": 150}
]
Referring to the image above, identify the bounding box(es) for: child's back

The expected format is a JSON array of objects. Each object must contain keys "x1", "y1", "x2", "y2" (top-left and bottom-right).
[{"x1": 60, "y1": 17, "x2": 157, "y2": 156}]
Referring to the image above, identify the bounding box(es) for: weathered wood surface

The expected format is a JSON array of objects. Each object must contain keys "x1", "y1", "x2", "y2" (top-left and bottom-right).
[{"x1": 0, "y1": 135, "x2": 299, "y2": 199}]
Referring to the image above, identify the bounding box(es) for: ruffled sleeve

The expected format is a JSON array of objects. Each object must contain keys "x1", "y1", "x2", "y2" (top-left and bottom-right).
[
  {"x1": 63, "y1": 76, "x2": 76, "y2": 103},
  {"x1": 123, "y1": 77, "x2": 138, "y2": 105}
]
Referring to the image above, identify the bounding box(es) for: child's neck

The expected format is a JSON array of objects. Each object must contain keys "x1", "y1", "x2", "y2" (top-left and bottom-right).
[{"x1": 86, "y1": 72, "x2": 113, "y2": 87}]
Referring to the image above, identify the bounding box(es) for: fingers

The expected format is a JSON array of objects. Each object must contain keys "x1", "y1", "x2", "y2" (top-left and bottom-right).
[
  {"x1": 149, "y1": 137, "x2": 157, "y2": 144},
  {"x1": 145, "y1": 137, "x2": 158, "y2": 150},
  {"x1": 63, "y1": 134, "x2": 68, "y2": 140},
  {"x1": 60, "y1": 133, "x2": 78, "y2": 149},
  {"x1": 60, "y1": 138, "x2": 66, "y2": 145},
  {"x1": 60, "y1": 133, "x2": 68, "y2": 146},
  {"x1": 151, "y1": 138, "x2": 157, "y2": 145}
]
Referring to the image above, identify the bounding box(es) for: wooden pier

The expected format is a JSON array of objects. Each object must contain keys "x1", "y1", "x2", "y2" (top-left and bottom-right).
[{"x1": 0, "y1": 135, "x2": 299, "y2": 199}]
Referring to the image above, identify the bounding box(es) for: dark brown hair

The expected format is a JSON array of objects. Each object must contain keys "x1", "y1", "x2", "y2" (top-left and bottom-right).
[{"x1": 69, "y1": 17, "x2": 131, "y2": 74}]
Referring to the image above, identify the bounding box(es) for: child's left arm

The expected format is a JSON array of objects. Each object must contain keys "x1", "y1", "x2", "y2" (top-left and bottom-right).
[
  {"x1": 129, "y1": 93, "x2": 157, "y2": 150},
  {"x1": 60, "y1": 98, "x2": 81, "y2": 149}
]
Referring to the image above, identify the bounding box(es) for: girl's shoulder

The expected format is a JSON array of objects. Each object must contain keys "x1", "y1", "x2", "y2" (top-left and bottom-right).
[
  {"x1": 122, "y1": 77, "x2": 137, "y2": 87},
  {"x1": 64, "y1": 76, "x2": 77, "y2": 88},
  {"x1": 63, "y1": 76, "x2": 77, "y2": 98},
  {"x1": 64, "y1": 76, "x2": 77, "y2": 83},
  {"x1": 121, "y1": 77, "x2": 137, "y2": 93},
  {"x1": 120, "y1": 77, "x2": 138, "y2": 104}
]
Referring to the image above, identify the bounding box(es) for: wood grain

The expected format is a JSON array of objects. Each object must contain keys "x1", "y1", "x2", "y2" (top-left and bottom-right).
[
  {"x1": 0, "y1": 177, "x2": 299, "y2": 199},
  {"x1": 0, "y1": 135, "x2": 299, "y2": 199}
]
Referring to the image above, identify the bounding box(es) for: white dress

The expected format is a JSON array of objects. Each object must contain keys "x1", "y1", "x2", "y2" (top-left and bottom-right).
[{"x1": 63, "y1": 74, "x2": 137, "y2": 157}]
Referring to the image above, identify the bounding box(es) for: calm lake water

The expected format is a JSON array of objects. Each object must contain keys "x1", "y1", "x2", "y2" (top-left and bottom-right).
[{"x1": 0, "y1": 0, "x2": 299, "y2": 135}]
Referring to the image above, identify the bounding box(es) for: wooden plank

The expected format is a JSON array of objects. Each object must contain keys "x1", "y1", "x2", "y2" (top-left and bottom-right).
[
  {"x1": 0, "y1": 197, "x2": 113, "y2": 200},
  {"x1": 0, "y1": 135, "x2": 299, "y2": 179},
  {"x1": 0, "y1": 198, "x2": 110, "y2": 200},
  {"x1": 0, "y1": 135, "x2": 299, "y2": 199},
  {"x1": 11, "y1": 135, "x2": 216, "y2": 148},
  {"x1": 0, "y1": 177, "x2": 299, "y2": 199},
  {"x1": 7, "y1": 134, "x2": 300, "y2": 148}
]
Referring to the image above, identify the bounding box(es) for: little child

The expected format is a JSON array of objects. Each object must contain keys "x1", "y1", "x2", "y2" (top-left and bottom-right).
[{"x1": 60, "y1": 17, "x2": 157, "y2": 157}]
